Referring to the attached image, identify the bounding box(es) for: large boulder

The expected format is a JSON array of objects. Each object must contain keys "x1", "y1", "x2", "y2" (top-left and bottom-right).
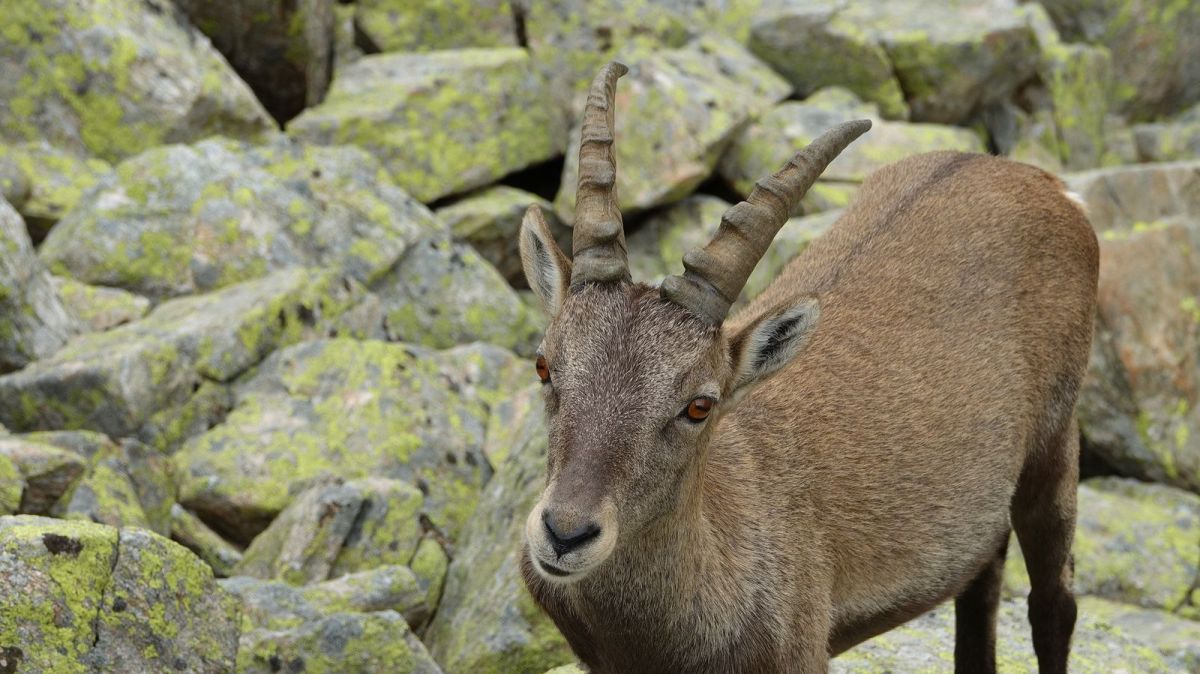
[
  {"x1": 174, "y1": 0, "x2": 335, "y2": 123},
  {"x1": 50, "y1": 277, "x2": 149, "y2": 333},
  {"x1": 748, "y1": 1, "x2": 907, "y2": 119},
  {"x1": 1077, "y1": 597, "x2": 1200, "y2": 670},
  {"x1": 718, "y1": 88, "x2": 984, "y2": 211},
  {"x1": 0, "y1": 436, "x2": 86, "y2": 515},
  {"x1": 174, "y1": 340, "x2": 523, "y2": 544},
  {"x1": 425, "y1": 384, "x2": 575, "y2": 674},
  {"x1": 0, "y1": 516, "x2": 239, "y2": 673},
  {"x1": 1005, "y1": 478, "x2": 1199, "y2": 619},
  {"x1": 0, "y1": 268, "x2": 363, "y2": 437},
  {"x1": 356, "y1": 0, "x2": 519, "y2": 53},
  {"x1": 0, "y1": 0, "x2": 273, "y2": 163},
  {"x1": 1067, "y1": 161, "x2": 1200, "y2": 492},
  {"x1": 289, "y1": 49, "x2": 559, "y2": 203},
  {"x1": 40, "y1": 137, "x2": 441, "y2": 301},
  {"x1": 554, "y1": 35, "x2": 790, "y2": 222},
  {"x1": 436, "y1": 186, "x2": 562, "y2": 285},
  {"x1": 1034, "y1": 0, "x2": 1200, "y2": 120},
  {"x1": 0, "y1": 198, "x2": 79, "y2": 373},
  {"x1": 832, "y1": 597, "x2": 1182, "y2": 672},
  {"x1": 52, "y1": 437, "x2": 174, "y2": 536},
  {"x1": 0, "y1": 142, "x2": 111, "y2": 241},
  {"x1": 1132, "y1": 103, "x2": 1200, "y2": 163},
  {"x1": 236, "y1": 610, "x2": 443, "y2": 674}
]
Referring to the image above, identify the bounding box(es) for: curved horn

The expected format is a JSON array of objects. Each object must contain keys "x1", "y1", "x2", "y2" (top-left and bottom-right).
[
  {"x1": 570, "y1": 62, "x2": 630, "y2": 286},
  {"x1": 660, "y1": 119, "x2": 872, "y2": 323}
]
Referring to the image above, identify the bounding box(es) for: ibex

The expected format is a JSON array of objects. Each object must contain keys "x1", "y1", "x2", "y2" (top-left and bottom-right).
[{"x1": 519, "y1": 63, "x2": 1098, "y2": 673}]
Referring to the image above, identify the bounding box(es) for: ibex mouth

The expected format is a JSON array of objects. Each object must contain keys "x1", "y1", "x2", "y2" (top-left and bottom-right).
[{"x1": 537, "y1": 559, "x2": 573, "y2": 578}]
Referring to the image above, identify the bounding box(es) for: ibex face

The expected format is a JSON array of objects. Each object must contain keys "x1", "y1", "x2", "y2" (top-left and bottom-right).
[{"x1": 519, "y1": 63, "x2": 867, "y2": 584}]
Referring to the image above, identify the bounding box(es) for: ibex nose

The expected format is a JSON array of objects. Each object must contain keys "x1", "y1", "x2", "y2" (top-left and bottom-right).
[{"x1": 542, "y1": 509, "x2": 601, "y2": 556}]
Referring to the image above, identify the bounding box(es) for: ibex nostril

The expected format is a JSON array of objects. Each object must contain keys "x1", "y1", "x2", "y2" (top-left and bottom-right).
[{"x1": 542, "y1": 510, "x2": 601, "y2": 555}]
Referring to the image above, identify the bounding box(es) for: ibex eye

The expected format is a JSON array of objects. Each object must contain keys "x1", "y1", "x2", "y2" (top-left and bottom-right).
[
  {"x1": 535, "y1": 355, "x2": 551, "y2": 383},
  {"x1": 683, "y1": 397, "x2": 714, "y2": 423}
]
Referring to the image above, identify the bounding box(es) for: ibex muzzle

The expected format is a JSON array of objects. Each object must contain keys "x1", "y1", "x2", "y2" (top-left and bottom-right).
[{"x1": 519, "y1": 63, "x2": 1098, "y2": 673}]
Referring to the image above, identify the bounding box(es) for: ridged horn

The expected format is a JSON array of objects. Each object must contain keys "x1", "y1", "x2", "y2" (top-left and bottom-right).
[
  {"x1": 570, "y1": 62, "x2": 630, "y2": 286},
  {"x1": 660, "y1": 119, "x2": 872, "y2": 323}
]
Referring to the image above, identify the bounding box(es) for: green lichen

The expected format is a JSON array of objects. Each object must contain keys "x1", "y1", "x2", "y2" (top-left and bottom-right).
[
  {"x1": 408, "y1": 537, "x2": 449, "y2": 610},
  {"x1": 0, "y1": 454, "x2": 19, "y2": 515},
  {"x1": 356, "y1": 0, "x2": 518, "y2": 52}
]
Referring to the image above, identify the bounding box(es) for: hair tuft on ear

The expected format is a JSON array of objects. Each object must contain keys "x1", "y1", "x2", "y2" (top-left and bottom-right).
[
  {"x1": 731, "y1": 298, "x2": 820, "y2": 390},
  {"x1": 519, "y1": 205, "x2": 572, "y2": 316}
]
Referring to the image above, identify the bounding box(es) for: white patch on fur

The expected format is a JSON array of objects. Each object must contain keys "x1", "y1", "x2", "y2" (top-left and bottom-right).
[{"x1": 1063, "y1": 190, "x2": 1088, "y2": 215}]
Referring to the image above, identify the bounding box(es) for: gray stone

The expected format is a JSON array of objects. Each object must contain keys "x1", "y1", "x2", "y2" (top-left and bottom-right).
[
  {"x1": 356, "y1": 0, "x2": 518, "y2": 53},
  {"x1": 40, "y1": 137, "x2": 441, "y2": 300},
  {"x1": 289, "y1": 48, "x2": 559, "y2": 203},
  {"x1": 1132, "y1": 103, "x2": 1200, "y2": 163},
  {"x1": 437, "y1": 186, "x2": 563, "y2": 285},
  {"x1": 0, "y1": 268, "x2": 363, "y2": 437},
  {"x1": 51, "y1": 277, "x2": 149, "y2": 333},
  {"x1": 170, "y1": 504, "x2": 243, "y2": 578},
  {"x1": 236, "y1": 610, "x2": 443, "y2": 674},
  {"x1": 0, "y1": 436, "x2": 85, "y2": 515},
  {"x1": 53, "y1": 438, "x2": 174, "y2": 536},
  {"x1": 0, "y1": 198, "x2": 78, "y2": 373},
  {"x1": 0, "y1": 0, "x2": 273, "y2": 163},
  {"x1": 174, "y1": 0, "x2": 335, "y2": 122},
  {"x1": 554, "y1": 34, "x2": 790, "y2": 222},
  {"x1": 1077, "y1": 596, "x2": 1200, "y2": 670},
  {"x1": 0, "y1": 142, "x2": 112, "y2": 241}
]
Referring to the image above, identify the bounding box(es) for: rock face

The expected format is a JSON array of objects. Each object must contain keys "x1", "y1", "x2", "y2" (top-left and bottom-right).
[
  {"x1": 289, "y1": 49, "x2": 559, "y2": 203},
  {"x1": 53, "y1": 437, "x2": 173, "y2": 535},
  {"x1": 0, "y1": 198, "x2": 78, "y2": 373},
  {"x1": 174, "y1": 340, "x2": 521, "y2": 544},
  {"x1": 0, "y1": 436, "x2": 86, "y2": 515},
  {"x1": 554, "y1": 35, "x2": 790, "y2": 222},
  {"x1": 40, "y1": 137, "x2": 441, "y2": 301},
  {"x1": 357, "y1": 0, "x2": 519, "y2": 53},
  {"x1": 174, "y1": 0, "x2": 335, "y2": 123},
  {"x1": 1035, "y1": 0, "x2": 1200, "y2": 120},
  {"x1": 1068, "y1": 162, "x2": 1200, "y2": 492},
  {"x1": 0, "y1": 142, "x2": 111, "y2": 241},
  {"x1": 50, "y1": 277, "x2": 149, "y2": 333},
  {"x1": 1133, "y1": 103, "x2": 1200, "y2": 162},
  {"x1": 0, "y1": 516, "x2": 239, "y2": 673},
  {"x1": 0, "y1": 0, "x2": 273, "y2": 163},
  {"x1": 425, "y1": 385, "x2": 575, "y2": 674},
  {"x1": 0, "y1": 268, "x2": 363, "y2": 437},
  {"x1": 436, "y1": 186, "x2": 561, "y2": 285}
]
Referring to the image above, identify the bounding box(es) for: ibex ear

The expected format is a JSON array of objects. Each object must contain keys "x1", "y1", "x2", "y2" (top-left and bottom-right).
[
  {"x1": 727, "y1": 298, "x2": 820, "y2": 392},
  {"x1": 520, "y1": 205, "x2": 572, "y2": 316}
]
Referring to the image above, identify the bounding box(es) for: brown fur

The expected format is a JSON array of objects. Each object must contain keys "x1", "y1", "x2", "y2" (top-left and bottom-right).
[{"x1": 520, "y1": 151, "x2": 1098, "y2": 673}]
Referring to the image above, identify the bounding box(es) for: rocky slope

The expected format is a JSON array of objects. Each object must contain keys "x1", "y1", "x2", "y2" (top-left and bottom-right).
[{"x1": 0, "y1": 0, "x2": 1197, "y2": 672}]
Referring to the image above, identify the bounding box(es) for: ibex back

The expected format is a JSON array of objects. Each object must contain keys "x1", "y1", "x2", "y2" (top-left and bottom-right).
[{"x1": 518, "y1": 63, "x2": 1098, "y2": 673}]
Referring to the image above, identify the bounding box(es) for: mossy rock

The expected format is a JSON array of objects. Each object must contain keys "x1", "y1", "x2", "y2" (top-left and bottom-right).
[
  {"x1": 0, "y1": 516, "x2": 239, "y2": 673},
  {"x1": 173, "y1": 0, "x2": 335, "y2": 123},
  {"x1": 0, "y1": 0, "x2": 273, "y2": 163},
  {"x1": 748, "y1": 1, "x2": 907, "y2": 119},
  {"x1": 40, "y1": 137, "x2": 441, "y2": 300},
  {"x1": 0, "y1": 142, "x2": 111, "y2": 241},
  {"x1": 1039, "y1": 42, "x2": 1113, "y2": 170},
  {"x1": 1077, "y1": 596, "x2": 1200, "y2": 669},
  {"x1": 170, "y1": 503, "x2": 243, "y2": 578},
  {"x1": 436, "y1": 185, "x2": 562, "y2": 285},
  {"x1": 0, "y1": 197, "x2": 79, "y2": 373},
  {"x1": 832, "y1": 596, "x2": 1180, "y2": 671},
  {"x1": 53, "y1": 438, "x2": 174, "y2": 536},
  {"x1": 718, "y1": 88, "x2": 983, "y2": 203},
  {"x1": 0, "y1": 453, "x2": 19, "y2": 515},
  {"x1": 175, "y1": 340, "x2": 519, "y2": 545},
  {"x1": 554, "y1": 34, "x2": 790, "y2": 222},
  {"x1": 425, "y1": 384, "x2": 575, "y2": 674},
  {"x1": 136, "y1": 380, "x2": 233, "y2": 454},
  {"x1": 1004, "y1": 478, "x2": 1199, "y2": 617},
  {"x1": 51, "y1": 276, "x2": 149, "y2": 333},
  {"x1": 373, "y1": 236, "x2": 543, "y2": 357},
  {"x1": 1132, "y1": 103, "x2": 1200, "y2": 162},
  {"x1": 289, "y1": 48, "x2": 559, "y2": 203},
  {"x1": 0, "y1": 436, "x2": 86, "y2": 515},
  {"x1": 0, "y1": 268, "x2": 363, "y2": 437},
  {"x1": 236, "y1": 610, "x2": 443, "y2": 674},
  {"x1": 356, "y1": 0, "x2": 518, "y2": 53}
]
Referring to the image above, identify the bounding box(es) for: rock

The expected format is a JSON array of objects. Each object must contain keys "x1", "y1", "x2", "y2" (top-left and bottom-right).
[
  {"x1": 0, "y1": 436, "x2": 86, "y2": 515},
  {"x1": 0, "y1": 157, "x2": 29, "y2": 211},
  {"x1": 426, "y1": 384, "x2": 575, "y2": 674},
  {"x1": 1065, "y1": 163, "x2": 1200, "y2": 491},
  {"x1": 171, "y1": 503, "x2": 243, "y2": 577},
  {"x1": 174, "y1": 0, "x2": 335, "y2": 123},
  {"x1": 356, "y1": 0, "x2": 519, "y2": 53},
  {"x1": 0, "y1": 197, "x2": 79, "y2": 373},
  {"x1": 436, "y1": 186, "x2": 562, "y2": 285},
  {"x1": 833, "y1": 0, "x2": 1040, "y2": 124},
  {"x1": 174, "y1": 339, "x2": 511, "y2": 544},
  {"x1": 289, "y1": 48, "x2": 558, "y2": 203},
  {"x1": 236, "y1": 610, "x2": 443, "y2": 674},
  {"x1": 1078, "y1": 597, "x2": 1200, "y2": 670},
  {"x1": 0, "y1": 268, "x2": 362, "y2": 437},
  {"x1": 748, "y1": 2, "x2": 907, "y2": 119},
  {"x1": 224, "y1": 564, "x2": 432, "y2": 633},
  {"x1": 54, "y1": 438, "x2": 174, "y2": 535},
  {"x1": 51, "y1": 277, "x2": 149, "y2": 333},
  {"x1": 554, "y1": 34, "x2": 790, "y2": 222},
  {"x1": 1039, "y1": 42, "x2": 1113, "y2": 170},
  {"x1": 0, "y1": 454, "x2": 18, "y2": 515},
  {"x1": 137, "y1": 381, "x2": 233, "y2": 453},
  {"x1": 1034, "y1": 0, "x2": 1200, "y2": 120},
  {"x1": 329, "y1": 479, "x2": 426, "y2": 578},
  {"x1": 0, "y1": 0, "x2": 273, "y2": 163},
  {"x1": 1132, "y1": 103, "x2": 1200, "y2": 163},
  {"x1": 832, "y1": 597, "x2": 1180, "y2": 672},
  {"x1": 40, "y1": 137, "x2": 441, "y2": 300},
  {"x1": 741, "y1": 209, "x2": 843, "y2": 303},
  {"x1": 718, "y1": 88, "x2": 984, "y2": 207},
  {"x1": 0, "y1": 142, "x2": 111, "y2": 241},
  {"x1": 0, "y1": 516, "x2": 239, "y2": 673},
  {"x1": 374, "y1": 237, "x2": 543, "y2": 356},
  {"x1": 543, "y1": 666, "x2": 586, "y2": 674},
  {"x1": 1005, "y1": 478, "x2": 1199, "y2": 618},
  {"x1": 333, "y1": 3, "x2": 363, "y2": 70}
]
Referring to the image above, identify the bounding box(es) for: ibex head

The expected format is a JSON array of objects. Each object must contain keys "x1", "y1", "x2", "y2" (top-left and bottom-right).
[{"x1": 520, "y1": 63, "x2": 869, "y2": 583}]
